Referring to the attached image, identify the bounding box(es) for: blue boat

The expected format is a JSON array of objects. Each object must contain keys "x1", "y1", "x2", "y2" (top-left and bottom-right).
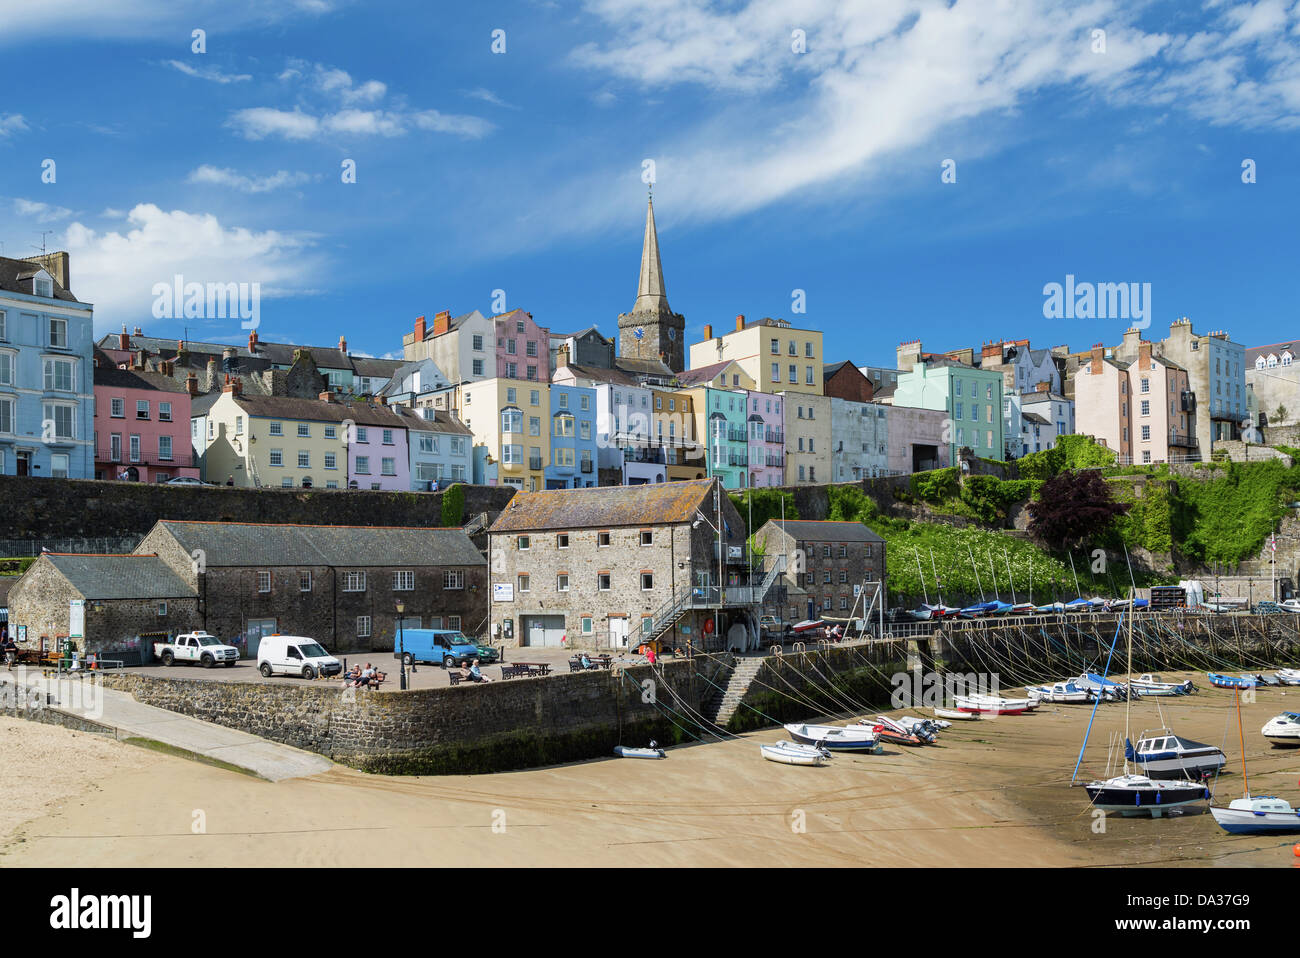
[
  {"x1": 959, "y1": 601, "x2": 999, "y2": 618},
  {"x1": 1207, "y1": 672, "x2": 1256, "y2": 689}
]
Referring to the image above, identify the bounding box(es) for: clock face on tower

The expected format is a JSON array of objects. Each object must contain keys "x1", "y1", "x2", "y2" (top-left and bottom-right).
[
  {"x1": 668, "y1": 328, "x2": 676, "y2": 341},
  {"x1": 634, "y1": 327, "x2": 644, "y2": 340}
]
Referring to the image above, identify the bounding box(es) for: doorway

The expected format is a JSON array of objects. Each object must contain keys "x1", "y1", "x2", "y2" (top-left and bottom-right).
[
  {"x1": 608, "y1": 616, "x2": 629, "y2": 649},
  {"x1": 16, "y1": 451, "x2": 31, "y2": 476}
]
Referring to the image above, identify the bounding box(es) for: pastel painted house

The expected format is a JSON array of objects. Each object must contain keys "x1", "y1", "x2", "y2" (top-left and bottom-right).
[
  {"x1": 493, "y1": 308, "x2": 551, "y2": 383},
  {"x1": 0, "y1": 253, "x2": 95, "y2": 479},
  {"x1": 93, "y1": 354, "x2": 199, "y2": 482},
  {"x1": 545, "y1": 384, "x2": 599, "y2": 489},
  {"x1": 744, "y1": 389, "x2": 784, "y2": 488},
  {"x1": 392, "y1": 405, "x2": 474, "y2": 490}
]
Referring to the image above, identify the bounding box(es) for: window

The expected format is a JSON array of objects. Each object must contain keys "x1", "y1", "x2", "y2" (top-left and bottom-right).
[
  {"x1": 805, "y1": 342, "x2": 814, "y2": 358},
  {"x1": 382, "y1": 429, "x2": 394, "y2": 445},
  {"x1": 597, "y1": 573, "x2": 611, "y2": 591},
  {"x1": 529, "y1": 416, "x2": 540, "y2": 436},
  {"x1": 1140, "y1": 400, "x2": 1150, "y2": 416},
  {"x1": 447, "y1": 616, "x2": 461, "y2": 631},
  {"x1": 444, "y1": 570, "x2": 465, "y2": 590},
  {"x1": 324, "y1": 453, "x2": 337, "y2": 470},
  {"x1": 530, "y1": 389, "x2": 540, "y2": 406},
  {"x1": 472, "y1": 334, "x2": 484, "y2": 351},
  {"x1": 640, "y1": 530, "x2": 653, "y2": 546},
  {"x1": 269, "y1": 421, "x2": 283, "y2": 436},
  {"x1": 517, "y1": 536, "x2": 530, "y2": 550},
  {"x1": 770, "y1": 338, "x2": 779, "y2": 354},
  {"x1": 159, "y1": 435, "x2": 172, "y2": 460},
  {"x1": 806, "y1": 366, "x2": 814, "y2": 385},
  {"x1": 381, "y1": 458, "x2": 396, "y2": 476},
  {"x1": 110, "y1": 398, "x2": 124, "y2": 418},
  {"x1": 1141, "y1": 424, "x2": 1151, "y2": 441},
  {"x1": 789, "y1": 364, "x2": 797, "y2": 382},
  {"x1": 357, "y1": 616, "x2": 371, "y2": 638},
  {"x1": 157, "y1": 600, "x2": 168, "y2": 616},
  {"x1": 50, "y1": 453, "x2": 68, "y2": 478},
  {"x1": 557, "y1": 573, "x2": 569, "y2": 592},
  {"x1": 502, "y1": 408, "x2": 523, "y2": 433},
  {"x1": 296, "y1": 423, "x2": 310, "y2": 438},
  {"x1": 526, "y1": 340, "x2": 538, "y2": 357},
  {"x1": 157, "y1": 402, "x2": 171, "y2": 422},
  {"x1": 355, "y1": 456, "x2": 370, "y2": 474},
  {"x1": 41, "y1": 402, "x2": 76, "y2": 440},
  {"x1": 598, "y1": 531, "x2": 610, "y2": 547},
  {"x1": 258, "y1": 571, "x2": 272, "y2": 593},
  {"x1": 641, "y1": 572, "x2": 654, "y2": 590},
  {"x1": 0, "y1": 311, "x2": 5, "y2": 341},
  {"x1": 472, "y1": 359, "x2": 484, "y2": 377},
  {"x1": 48, "y1": 318, "x2": 67, "y2": 348},
  {"x1": 236, "y1": 416, "x2": 243, "y2": 436},
  {"x1": 581, "y1": 616, "x2": 593, "y2": 634},
  {"x1": 298, "y1": 451, "x2": 311, "y2": 468},
  {"x1": 393, "y1": 570, "x2": 415, "y2": 591},
  {"x1": 109, "y1": 433, "x2": 121, "y2": 461},
  {"x1": 325, "y1": 425, "x2": 337, "y2": 439},
  {"x1": 343, "y1": 571, "x2": 367, "y2": 592},
  {"x1": 1140, "y1": 378, "x2": 1149, "y2": 394},
  {"x1": 771, "y1": 362, "x2": 780, "y2": 381},
  {"x1": 356, "y1": 427, "x2": 368, "y2": 443},
  {"x1": 269, "y1": 449, "x2": 283, "y2": 467},
  {"x1": 506, "y1": 338, "x2": 517, "y2": 355},
  {"x1": 300, "y1": 571, "x2": 313, "y2": 592},
  {"x1": 44, "y1": 358, "x2": 74, "y2": 392},
  {"x1": 506, "y1": 387, "x2": 517, "y2": 404}
]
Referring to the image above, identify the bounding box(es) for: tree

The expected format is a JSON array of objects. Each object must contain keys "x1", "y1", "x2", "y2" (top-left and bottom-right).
[{"x1": 1027, "y1": 469, "x2": 1129, "y2": 550}]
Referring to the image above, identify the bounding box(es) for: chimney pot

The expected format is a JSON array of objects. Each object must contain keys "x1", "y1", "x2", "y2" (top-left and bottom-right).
[
  {"x1": 133, "y1": 326, "x2": 142, "y2": 336},
  {"x1": 339, "y1": 336, "x2": 347, "y2": 354},
  {"x1": 118, "y1": 326, "x2": 129, "y2": 351},
  {"x1": 703, "y1": 324, "x2": 713, "y2": 340},
  {"x1": 186, "y1": 372, "x2": 199, "y2": 397},
  {"x1": 414, "y1": 315, "x2": 427, "y2": 341},
  {"x1": 735, "y1": 314, "x2": 745, "y2": 331},
  {"x1": 319, "y1": 391, "x2": 334, "y2": 403}
]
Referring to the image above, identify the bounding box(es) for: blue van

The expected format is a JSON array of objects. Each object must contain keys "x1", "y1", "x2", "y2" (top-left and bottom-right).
[{"x1": 396, "y1": 629, "x2": 482, "y2": 669}]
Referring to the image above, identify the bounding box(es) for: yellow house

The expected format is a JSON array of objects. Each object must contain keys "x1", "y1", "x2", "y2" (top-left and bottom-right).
[
  {"x1": 688, "y1": 315, "x2": 824, "y2": 396},
  {"x1": 781, "y1": 392, "x2": 832, "y2": 485},
  {"x1": 649, "y1": 386, "x2": 704, "y2": 481},
  {"x1": 456, "y1": 377, "x2": 550, "y2": 491}
]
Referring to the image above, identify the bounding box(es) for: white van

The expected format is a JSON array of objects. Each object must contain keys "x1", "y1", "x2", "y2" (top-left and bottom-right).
[{"x1": 257, "y1": 635, "x2": 342, "y2": 679}]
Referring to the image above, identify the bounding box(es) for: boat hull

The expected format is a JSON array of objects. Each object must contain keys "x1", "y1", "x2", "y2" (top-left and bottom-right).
[
  {"x1": 614, "y1": 745, "x2": 665, "y2": 759},
  {"x1": 1210, "y1": 805, "x2": 1300, "y2": 834},
  {"x1": 784, "y1": 724, "x2": 882, "y2": 753},
  {"x1": 760, "y1": 742, "x2": 830, "y2": 766},
  {"x1": 1085, "y1": 780, "x2": 1209, "y2": 816}
]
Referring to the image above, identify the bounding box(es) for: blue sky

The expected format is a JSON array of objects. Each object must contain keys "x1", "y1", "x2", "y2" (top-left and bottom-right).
[{"x1": 1, "y1": 0, "x2": 1297, "y2": 367}]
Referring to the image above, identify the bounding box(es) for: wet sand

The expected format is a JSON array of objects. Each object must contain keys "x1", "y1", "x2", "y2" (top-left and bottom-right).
[{"x1": 3, "y1": 673, "x2": 1298, "y2": 867}]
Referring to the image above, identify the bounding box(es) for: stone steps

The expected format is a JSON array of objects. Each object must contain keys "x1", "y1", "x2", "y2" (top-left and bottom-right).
[{"x1": 705, "y1": 656, "x2": 768, "y2": 728}]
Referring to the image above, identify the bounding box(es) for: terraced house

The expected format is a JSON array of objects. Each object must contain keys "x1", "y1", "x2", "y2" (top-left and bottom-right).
[
  {"x1": 545, "y1": 383, "x2": 598, "y2": 489},
  {"x1": 456, "y1": 377, "x2": 550, "y2": 491},
  {"x1": 92, "y1": 351, "x2": 198, "y2": 483},
  {"x1": 0, "y1": 253, "x2": 94, "y2": 479}
]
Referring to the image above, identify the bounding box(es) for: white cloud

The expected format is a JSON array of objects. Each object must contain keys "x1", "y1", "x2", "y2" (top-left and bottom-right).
[
  {"x1": 0, "y1": 113, "x2": 27, "y2": 136},
  {"x1": 463, "y1": 88, "x2": 519, "y2": 110},
  {"x1": 13, "y1": 198, "x2": 75, "y2": 223},
  {"x1": 227, "y1": 107, "x2": 320, "y2": 140},
  {"x1": 164, "y1": 60, "x2": 252, "y2": 84},
  {"x1": 58, "y1": 203, "x2": 324, "y2": 333},
  {"x1": 0, "y1": 0, "x2": 346, "y2": 43},
  {"x1": 187, "y1": 165, "x2": 317, "y2": 193}
]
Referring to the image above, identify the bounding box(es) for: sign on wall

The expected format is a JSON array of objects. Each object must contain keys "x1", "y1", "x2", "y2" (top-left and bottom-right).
[
  {"x1": 492, "y1": 583, "x2": 514, "y2": 602},
  {"x1": 69, "y1": 600, "x2": 85, "y2": 641}
]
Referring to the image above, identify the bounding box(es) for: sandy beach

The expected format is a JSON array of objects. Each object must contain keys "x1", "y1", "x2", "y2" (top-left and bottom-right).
[{"x1": 3, "y1": 674, "x2": 1298, "y2": 867}]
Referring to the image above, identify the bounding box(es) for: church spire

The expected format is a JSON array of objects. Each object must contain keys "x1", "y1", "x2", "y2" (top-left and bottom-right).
[{"x1": 633, "y1": 193, "x2": 670, "y2": 315}]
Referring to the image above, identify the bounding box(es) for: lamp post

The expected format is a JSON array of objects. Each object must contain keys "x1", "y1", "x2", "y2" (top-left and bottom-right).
[{"x1": 396, "y1": 599, "x2": 407, "y2": 690}]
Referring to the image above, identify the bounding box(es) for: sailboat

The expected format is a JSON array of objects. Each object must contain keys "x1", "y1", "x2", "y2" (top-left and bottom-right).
[
  {"x1": 1209, "y1": 690, "x2": 1300, "y2": 833},
  {"x1": 1080, "y1": 602, "x2": 1210, "y2": 817}
]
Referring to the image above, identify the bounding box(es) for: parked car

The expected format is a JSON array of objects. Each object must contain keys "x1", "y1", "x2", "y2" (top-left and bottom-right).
[
  {"x1": 257, "y1": 635, "x2": 342, "y2": 679},
  {"x1": 395, "y1": 628, "x2": 481, "y2": 668},
  {"x1": 153, "y1": 631, "x2": 239, "y2": 667},
  {"x1": 473, "y1": 643, "x2": 499, "y2": 664},
  {"x1": 164, "y1": 476, "x2": 212, "y2": 486}
]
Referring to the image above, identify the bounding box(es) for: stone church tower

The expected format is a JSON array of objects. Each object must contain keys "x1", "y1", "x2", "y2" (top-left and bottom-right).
[{"x1": 617, "y1": 195, "x2": 686, "y2": 373}]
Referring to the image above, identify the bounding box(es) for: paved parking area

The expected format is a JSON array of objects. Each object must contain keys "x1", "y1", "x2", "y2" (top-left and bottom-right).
[{"x1": 107, "y1": 644, "x2": 669, "y2": 690}]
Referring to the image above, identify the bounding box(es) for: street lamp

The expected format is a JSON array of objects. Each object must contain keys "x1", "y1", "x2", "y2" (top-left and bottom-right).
[{"x1": 396, "y1": 598, "x2": 407, "y2": 690}]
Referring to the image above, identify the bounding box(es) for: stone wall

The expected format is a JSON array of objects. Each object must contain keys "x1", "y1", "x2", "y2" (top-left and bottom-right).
[
  {"x1": 99, "y1": 656, "x2": 731, "y2": 774},
  {"x1": 0, "y1": 476, "x2": 517, "y2": 543}
]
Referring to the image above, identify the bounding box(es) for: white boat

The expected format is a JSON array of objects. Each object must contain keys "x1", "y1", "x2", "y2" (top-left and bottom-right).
[
  {"x1": 1210, "y1": 796, "x2": 1300, "y2": 833},
  {"x1": 783, "y1": 723, "x2": 882, "y2": 752},
  {"x1": 898, "y1": 714, "x2": 950, "y2": 732},
  {"x1": 1277, "y1": 668, "x2": 1300, "y2": 686},
  {"x1": 1025, "y1": 681, "x2": 1094, "y2": 704},
  {"x1": 934, "y1": 707, "x2": 983, "y2": 721},
  {"x1": 1085, "y1": 772, "x2": 1209, "y2": 817},
  {"x1": 1126, "y1": 728, "x2": 1226, "y2": 780},
  {"x1": 1262, "y1": 711, "x2": 1300, "y2": 746},
  {"x1": 954, "y1": 693, "x2": 1037, "y2": 714},
  {"x1": 1130, "y1": 673, "x2": 1194, "y2": 696},
  {"x1": 614, "y1": 743, "x2": 665, "y2": 759},
  {"x1": 760, "y1": 741, "x2": 831, "y2": 766}
]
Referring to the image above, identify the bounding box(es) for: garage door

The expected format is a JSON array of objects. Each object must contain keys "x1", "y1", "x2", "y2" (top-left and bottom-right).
[{"x1": 522, "y1": 615, "x2": 566, "y2": 647}]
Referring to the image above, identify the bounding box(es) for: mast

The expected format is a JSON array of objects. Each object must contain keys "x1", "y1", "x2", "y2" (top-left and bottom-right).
[
  {"x1": 1068, "y1": 550, "x2": 1081, "y2": 597},
  {"x1": 1236, "y1": 688, "x2": 1249, "y2": 798},
  {"x1": 915, "y1": 549, "x2": 929, "y2": 606},
  {"x1": 1004, "y1": 547, "x2": 1016, "y2": 604},
  {"x1": 968, "y1": 544, "x2": 985, "y2": 602},
  {"x1": 988, "y1": 550, "x2": 1000, "y2": 602},
  {"x1": 1123, "y1": 586, "x2": 1134, "y2": 774},
  {"x1": 929, "y1": 549, "x2": 943, "y2": 606}
]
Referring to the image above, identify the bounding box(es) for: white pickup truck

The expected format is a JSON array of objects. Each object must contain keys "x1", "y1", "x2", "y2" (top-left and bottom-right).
[{"x1": 153, "y1": 632, "x2": 239, "y2": 668}]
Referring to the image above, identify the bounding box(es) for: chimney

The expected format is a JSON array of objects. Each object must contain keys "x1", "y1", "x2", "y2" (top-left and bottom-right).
[
  {"x1": 22, "y1": 251, "x2": 70, "y2": 291},
  {"x1": 319, "y1": 391, "x2": 334, "y2": 403},
  {"x1": 1090, "y1": 344, "x2": 1104, "y2": 375},
  {"x1": 1035, "y1": 381, "x2": 1050, "y2": 393},
  {"x1": 161, "y1": 360, "x2": 173, "y2": 377},
  {"x1": 414, "y1": 315, "x2": 427, "y2": 341},
  {"x1": 186, "y1": 372, "x2": 199, "y2": 396},
  {"x1": 133, "y1": 326, "x2": 142, "y2": 336},
  {"x1": 433, "y1": 310, "x2": 451, "y2": 336},
  {"x1": 1138, "y1": 340, "x2": 1152, "y2": 370},
  {"x1": 982, "y1": 343, "x2": 1002, "y2": 360},
  {"x1": 118, "y1": 325, "x2": 129, "y2": 351},
  {"x1": 338, "y1": 335, "x2": 347, "y2": 355},
  {"x1": 133, "y1": 349, "x2": 147, "y2": 370},
  {"x1": 703, "y1": 324, "x2": 712, "y2": 340},
  {"x1": 557, "y1": 344, "x2": 570, "y2": 369},
  {"x1": 248, "y1": 330, "x2": 259, "y2": 353},
  {"x1": 223, "y1": 378, "x2": 242, "y2": 396},
  {"x1": 735, "y1": 314, "x2": 745, "y2": 331}
]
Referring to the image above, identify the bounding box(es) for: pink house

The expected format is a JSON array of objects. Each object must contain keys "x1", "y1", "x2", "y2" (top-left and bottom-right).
[
  {"x1": 745, "y1": 390, "x2": 785, "y2": 487},
  {"x1": 93, "y1": 354, "x2": 198, "y2": 482},
  {"x1": 493, "y1": 309, "x2": 550, "y2": 383}
]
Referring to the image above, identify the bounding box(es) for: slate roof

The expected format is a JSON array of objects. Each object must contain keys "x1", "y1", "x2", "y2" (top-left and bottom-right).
[
  {"x1": 93, "y1": 362, "x2": 190, "y2": 394},
  {"x1": 489, "y1": 478, "x2": 718, "y2": 533},
  {"x1": 391, "y1": 405, "x2": 473, "y2": 435},
  {"x1": 557, "y1": 363, "x2": 641, "y2": 387},
  {"x1": 190, "y1": 391, "x2": 222, "y2": 417},
  {"x1": 420, "y1": 310, "x2": 485, "y2": 340},
  {"x1": 231, "y1": 395, "x2": 408, "y2": 427},
  {"x1": 45, "y1": 554, "x2": 197, "y2": 600},
  {"x1": 0, "y1": 256, "x2": 82, "y2": 303},
  {"x1": 149, "y1": 520, "x2": 485, "y2": 568},
  {"x1": 676, "y1": 361, "x2": 735, "y2": 387},
  {"x1": 1021, "y1": 411, "x2": 1051, "y2": 425},
  {"x1": 1245, "y1": 340, "x2": 1298, "y2": 365},
  {"x1": 762, "y1": 520, "x2": 885, "y2": 543}
]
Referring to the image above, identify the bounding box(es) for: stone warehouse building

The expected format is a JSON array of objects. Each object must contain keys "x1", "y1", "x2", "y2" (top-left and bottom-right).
[
  {"x1": 486, "y1": 478, "x2": 781, "y2": 652},
  {"x1": 8, "y1": 553, "x2": 200, "y2": 658},
  {"x1": 8, "y1": 520, "x2": 487, "y2": 657},
  {"x1": 754, "y1": 520, "x2": 887, "y2": 625}
]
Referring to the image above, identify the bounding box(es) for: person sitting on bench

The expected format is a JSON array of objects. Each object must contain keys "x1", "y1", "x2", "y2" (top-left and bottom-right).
[
  {"x1": 466, "y1": 659, "x2": 491, "y2": 683},
  {"x1": 580, "y1": 652, "x2": 596, "y2": 670}
]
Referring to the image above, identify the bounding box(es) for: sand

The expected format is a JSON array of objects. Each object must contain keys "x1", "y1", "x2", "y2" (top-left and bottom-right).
[{"x1": 2, "y1": 673, "x2": 1298, "y2": 867}]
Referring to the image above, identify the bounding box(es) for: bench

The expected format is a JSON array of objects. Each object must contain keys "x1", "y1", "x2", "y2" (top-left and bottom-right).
[
  {"x1": 448, "y1": 672, "x2": 463, "y2": 686},
  {"x1": 500, "y1": 664, "x2": 526, "y2": 680}
]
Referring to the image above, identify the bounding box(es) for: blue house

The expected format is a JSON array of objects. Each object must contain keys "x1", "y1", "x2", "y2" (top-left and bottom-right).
[
  {"x1": 392, "y1": 405, "x2": 475, "y2": 491},
  {"x1": 0, "y1": 254, "x2": 95, "y2": 479},
  {"x1": 545, "y1": 384, "x2": 598, "y2": 489}
]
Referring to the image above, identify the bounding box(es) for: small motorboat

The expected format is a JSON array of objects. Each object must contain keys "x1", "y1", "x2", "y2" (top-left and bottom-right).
[
  {"x1": 1025, "y1": 681, "x2": 1094, "y2": 704},
  {"x1": 1076, "y1": 672, "x2": 1129, "y2": 701},
  {"x1": 897, "y1": 714, "x2": 949, "y2": 733},
  {"x1": 1008, "y1": 602, "x2": 1036, "y2": 615},
  {"x1": 790, "y1": 619, "x2": 828, "y2": 638},
  {"x1": 1262, "y1": 711, "x2": 1300, "y2": 746},
  {"x1": 958, "y1": 601, "x2": 997, "y2": 618},
  {"x1": 1253, "y1": 672, "x2": 1283, "y2": 687},
  {"x1": 986, "y1": 601, "x2": 1015, "y2": 616},
  {"x1": 1064, "y1": 597, "x2": 1092, "y2": 613},
  {"x1": 784, "y1": 723, "x2": 882, "y2": 753},
  {"x1": 1277, "y1": 668, "x2": 1300, "y2": 686},
  {"x1": 1035, "y1": 601, "x2": 1066, "y2": 614},
  {"x1": 1125, "y1": 729, "x2": 1226, "y2": 780},
  {"x1": 1210, "y1": 795, "x2": 1300, "y2": 833},
  {"x1": 1130, "y1": 674, "x2": 1194, "y2": 696},
  {"x1": 760, "y1": 740, "x2": 831, "y2": 766},
  {"x1": 614, "y1": 742, "x2": 666, "y2": 759},
  {"x1": 860, "y1": 714, "x2": 934, "y2": 746},
  {"x1": 922, "y1": 603, "x2": 961, "y2": 620},
  {"x1": 934, "y1": 707, "x2": 983, "y2": 721},
  {"x1": 954, "y1": 693, "x2": 1036, "y2": 714},
  {"x1": 1207, "y1": 672, "x2": 1256, "y2": 689},
  {"x1": 1084, "y1": 773, "x2": 1210, "y2": 817}
]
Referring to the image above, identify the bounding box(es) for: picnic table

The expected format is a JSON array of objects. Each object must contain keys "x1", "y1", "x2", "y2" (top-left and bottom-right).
[
  {"x1": 568, "y1": 654, "x2": 612, "y2": 671},
  {"x1": 513, "y1": 662, "x2": 552, "y2": 677}
]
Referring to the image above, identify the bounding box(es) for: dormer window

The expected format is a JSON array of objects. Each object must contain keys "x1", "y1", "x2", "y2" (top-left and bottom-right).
[{"x1": 34, "y1": 278, "x2": 53, "y2": 298}]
